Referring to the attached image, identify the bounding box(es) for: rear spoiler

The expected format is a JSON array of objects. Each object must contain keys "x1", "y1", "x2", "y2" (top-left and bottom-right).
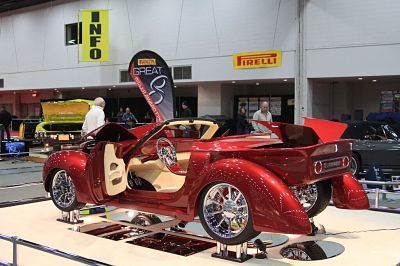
[
  {"x1": 303, "y1": 117, "x2": 348, "y2": 143},
  {"x1": 253, "y1": 117, "x2": 348, "y2": 144}
]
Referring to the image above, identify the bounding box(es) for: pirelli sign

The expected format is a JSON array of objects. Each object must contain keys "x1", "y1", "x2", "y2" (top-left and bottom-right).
[{"x1": 233, "y1": 50, "x2": 282, "y2": 69}]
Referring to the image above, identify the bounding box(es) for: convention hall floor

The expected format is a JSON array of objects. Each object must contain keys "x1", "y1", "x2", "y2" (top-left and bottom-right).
[{"x1": 0, "y1": 200, "x2": 399, "y2": 266}]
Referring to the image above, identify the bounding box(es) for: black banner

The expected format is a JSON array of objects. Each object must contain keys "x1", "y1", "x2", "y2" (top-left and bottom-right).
[{"x1": 128, "y1": 50, "x2": 175, "y2": 121}]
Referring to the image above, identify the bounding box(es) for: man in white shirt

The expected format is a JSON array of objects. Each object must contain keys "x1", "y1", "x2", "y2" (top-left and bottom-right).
[
  {"x1": 82, "y1": 97, "x2": 106, "y2": 135},
  {"x1": 252, "y1": 101, "x2": 273, "y2": 133}
]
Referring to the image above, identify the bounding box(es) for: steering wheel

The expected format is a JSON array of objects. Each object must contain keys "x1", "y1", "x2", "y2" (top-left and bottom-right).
[{"x1": 156, "y1": 138, "x2": 178, "y2": 167}]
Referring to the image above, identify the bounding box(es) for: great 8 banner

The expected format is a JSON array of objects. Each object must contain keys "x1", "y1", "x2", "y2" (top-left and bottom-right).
[
  {"x1": 129, "y1": 51, "x2": 175, "y2": 121},
  {"x1": 81, "y1": 10, "x2": 109, "y2": 62}
]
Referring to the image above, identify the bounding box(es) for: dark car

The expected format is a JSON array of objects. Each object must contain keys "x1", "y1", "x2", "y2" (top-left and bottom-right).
[
  {"x1": 342, "y1": 121, "x2": 400, "y2": 177},
  {"x1": 366, "y1": 112, "x2": 400, "y2": 135}
]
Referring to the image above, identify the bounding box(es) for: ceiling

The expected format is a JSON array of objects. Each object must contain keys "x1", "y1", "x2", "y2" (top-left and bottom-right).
[{"x1": 0, "y1": 0, "x2": 54, "y2": 13}]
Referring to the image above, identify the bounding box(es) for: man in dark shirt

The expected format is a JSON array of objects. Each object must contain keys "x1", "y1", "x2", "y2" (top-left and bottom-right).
[
  {"x1": 181, "y1": 101, "x2": 192, "y2": 118},
  {"x1": 122, "y1": 107, "x2": 138, "y2": 129},
  {"x1": 0, "y1": 106, "x2": 12, "y2": 141}
]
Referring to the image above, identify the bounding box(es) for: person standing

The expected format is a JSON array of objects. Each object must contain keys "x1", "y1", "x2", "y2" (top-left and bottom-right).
[
  {"x1": 251, "y1": 101, "x2": 273, "y2": 133},
  {"x1": 181, "y1": 101, "x2": 192, "y2": 118},
  {"x1": 0, "y1": 106, "x2": 12, "y2": 141},
  {"x1": 236, "y1": 107, "x2": 250, "y2": 135},
  {"x1": 122, "y1": 107, "x2": 138, "y2": 129},
  {"x1": 82, "y1": 97, "x2": 106, "y2": 135},
  {"x1": 116, "y1": 107, "x2": 124, "y2": 123}
]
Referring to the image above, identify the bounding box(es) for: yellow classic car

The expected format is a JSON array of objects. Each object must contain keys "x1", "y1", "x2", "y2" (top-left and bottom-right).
[{"x1": 35, "y1": 99, "x2": 93, "y2": 146}]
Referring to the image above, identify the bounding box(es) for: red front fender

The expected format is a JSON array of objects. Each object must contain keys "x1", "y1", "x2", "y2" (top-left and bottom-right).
[
  {"x1": 43, "y1": 150, "x2": 95, "y2": 204},
  {"x1": 195, "y1": 158, "x2": 311, "y2": 235},
  {"x1": 331, "y1": 173, "x2": 370, "y2": 209}
]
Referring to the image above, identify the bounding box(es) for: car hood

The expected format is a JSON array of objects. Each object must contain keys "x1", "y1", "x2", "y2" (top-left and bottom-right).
[{"x1": 41, "y1": 100, "x2": 92, "y2": 122}]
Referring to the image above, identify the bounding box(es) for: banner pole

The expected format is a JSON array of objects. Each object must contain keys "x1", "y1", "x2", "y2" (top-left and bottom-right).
[{"x1": 77, "y1": 10, "x2": 80, "y2": 63}]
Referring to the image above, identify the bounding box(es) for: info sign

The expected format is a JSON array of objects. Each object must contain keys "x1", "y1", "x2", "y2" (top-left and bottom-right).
[{"x1": 81, "y1": 10, "x2": 109, "y2": 62}]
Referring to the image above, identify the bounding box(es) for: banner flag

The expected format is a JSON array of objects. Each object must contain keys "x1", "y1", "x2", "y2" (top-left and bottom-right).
[
  {"x1": 129, "y1": 50, "x2": 175, "y2": 121},
  {"x1": 81, "y1": 10, "x2": 109, "y2": 62}
]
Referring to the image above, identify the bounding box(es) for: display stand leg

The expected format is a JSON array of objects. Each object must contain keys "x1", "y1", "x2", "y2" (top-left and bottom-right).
[
  {"x1": 212, "y1": 242, "x2": 252, "y2": 263},
  {"x1": 308, "y1": 218, "x2": 326, "y2": 236},
  {"x1": 57, "y1": 210, "x2": 83, "y2": 224}
]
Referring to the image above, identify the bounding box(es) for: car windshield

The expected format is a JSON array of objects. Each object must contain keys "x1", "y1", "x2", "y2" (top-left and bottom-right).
[{"x1": 383, "y1": 125, "x2": 399, "y2": 140}]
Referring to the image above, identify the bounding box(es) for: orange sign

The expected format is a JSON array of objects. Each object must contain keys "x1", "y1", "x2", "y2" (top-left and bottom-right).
[
  {"x1": 233, "y1": 50, "x2": 282, "y2": 69},
  {"x1": 138, "y1": 58, "x2": 156, "y2": 66}
]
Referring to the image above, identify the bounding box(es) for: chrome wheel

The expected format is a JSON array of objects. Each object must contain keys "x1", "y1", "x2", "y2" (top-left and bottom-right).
[
  {"x1": 281, "y1": 247, "x2": 312, "y2": 260},
  {"x1": 202, "y1": 183, "x2": 249, "y2": 239},
  {"x1": 350, "y1": 156, "x2": 357, "y2": 175},
  {"x1": 51, "y1": 170, "x2": 76, "y2": 209},
  {"x1": 291, "y1": 184, "x2": 318, "y2": 212}
]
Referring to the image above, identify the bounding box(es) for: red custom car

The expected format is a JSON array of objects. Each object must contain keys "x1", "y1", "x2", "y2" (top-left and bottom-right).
[{"x1": 43, "y1": 118, "x2": 369, "y2": 245}]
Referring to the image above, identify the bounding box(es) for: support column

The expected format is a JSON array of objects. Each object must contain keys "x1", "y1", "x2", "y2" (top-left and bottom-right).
[
  {"x1": 295, "y1": 0, "x2": 312, "y2": 124},
  {"x1": 12, "y1": 93, "x2": 21, "y2": 117},
  {"x1": 197, "y1": 83, "x2": 222, "y2": 116}
]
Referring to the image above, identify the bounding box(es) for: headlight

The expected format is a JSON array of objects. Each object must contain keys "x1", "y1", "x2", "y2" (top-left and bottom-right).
[{"x1": 35, "y1": 131, "x2": 47, "y2": 138}]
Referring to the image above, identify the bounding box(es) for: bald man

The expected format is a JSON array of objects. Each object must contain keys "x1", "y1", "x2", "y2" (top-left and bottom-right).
[
  {"x1": 252, "y1": 101, "x2": 272, "y2": 133},
  {"x1": 82, "y1": 97, "x2": 106, "y2": 135}
]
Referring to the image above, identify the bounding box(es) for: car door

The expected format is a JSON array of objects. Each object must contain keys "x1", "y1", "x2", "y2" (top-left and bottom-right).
[{"x1": 88, "y1": 141, "x2": 128, "y2": 201}]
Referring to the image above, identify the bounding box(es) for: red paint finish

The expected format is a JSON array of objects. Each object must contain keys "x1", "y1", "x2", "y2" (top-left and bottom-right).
[
  {"x1": 43, "y1": 119, "x2": 369, "y2": 237},
  {"x1": 331, "y1": 173, "x2": 370, "y2": 209},
  {"x1": 189, "y1": 158, "x2": 311, "y2": 234},
  {"x1": 43, "y1": 151, "x2": 95, "y2": 203}
]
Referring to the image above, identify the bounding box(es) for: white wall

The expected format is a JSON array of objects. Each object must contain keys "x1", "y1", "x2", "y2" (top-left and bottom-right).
[
  {"x1": 0, "y1": 0, "x2": 297, "y2": 90},
  {"x1": 305, "y1": 0, "x2": 400, "y2": 78},
  {"x1": 198, "y1": 83, "x2": 222, "y2": 116}
]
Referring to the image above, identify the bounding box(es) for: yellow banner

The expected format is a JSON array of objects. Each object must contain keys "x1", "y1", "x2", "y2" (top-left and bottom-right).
[
  {"x1": 81, "y1": 10, "x2": 109, "y2": 62},
  {"x1": 233, "y1": 50, "x2": 282, "y2": 69}
]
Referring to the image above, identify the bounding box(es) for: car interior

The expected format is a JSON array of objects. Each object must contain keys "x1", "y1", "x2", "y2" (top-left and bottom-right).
[{"x1": 103, "y1": 120, "x2": 219, "y2": 195}]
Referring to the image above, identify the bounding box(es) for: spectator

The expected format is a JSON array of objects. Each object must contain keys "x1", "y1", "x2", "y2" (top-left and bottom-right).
[
  {"x1": 144, "y1": 111, "x2": 155, "y2": 123},
  {"x1": 0, "y1": 106, "x2": 12, "y2": 141},
  {"x1": 252, "y1": 101, "x2": 272, "y2": 133},
  {"x1": 116, "y1": 107, "x2": 124, "y2": 123},
  {"x1": 236, "y1": 107, "x2": 250, "y2": 134},
  {"x1": 122, "y1": 107, "x2": 138, "y2": 129},
  {"x1": 82, "y1": 97, "x2": 106, "y2": 135},
  {"x1": 181, "y1": 101, "x2": 192, "y2": 118}
]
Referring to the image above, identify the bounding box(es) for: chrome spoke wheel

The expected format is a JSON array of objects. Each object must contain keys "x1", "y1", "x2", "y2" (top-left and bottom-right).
[
  {"x1": 202, "y1": 183, "x2": 249, "y2": 239},
  {"x1": 51, "y1": 170, "x2": 76, "y2": 209},
  {"x1": 291, "y1": 184, "x2": 318, "y2": 212},
  {"x1": 350, "y1": 156, "x2": 357, "y2": 175}
]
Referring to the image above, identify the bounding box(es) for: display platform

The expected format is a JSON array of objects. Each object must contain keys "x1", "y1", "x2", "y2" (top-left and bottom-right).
[{"x1": 0, "y1": 201, "x2": 399, "y2": 265}]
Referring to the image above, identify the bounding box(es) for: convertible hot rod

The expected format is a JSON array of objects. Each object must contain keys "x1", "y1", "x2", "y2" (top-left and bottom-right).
[{"x1": 43, "y1": 118, "x2": 369, "y2": 245}]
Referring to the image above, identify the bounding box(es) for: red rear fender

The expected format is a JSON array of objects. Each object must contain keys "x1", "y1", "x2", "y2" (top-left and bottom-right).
[
  {"x1": 197, "y1": 158, "x2": 311, "y2": 235},
  {"x1": 331, "y1": 173, "x2": 370, "y2": 209}
]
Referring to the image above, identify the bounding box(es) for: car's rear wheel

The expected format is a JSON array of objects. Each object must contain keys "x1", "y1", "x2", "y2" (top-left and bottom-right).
[
  {"x1": 350, "y1": 153, "x2": 361, "y2": 178},
  {"x1": 291, "y1": 180, "x2": 332, "y2": 218},
  {"x1": 198, "y1": 182, "x2": 259, "y2": 245},
  {"x1": 49, "y1": 169, "x2": 85, "y2": 212}
]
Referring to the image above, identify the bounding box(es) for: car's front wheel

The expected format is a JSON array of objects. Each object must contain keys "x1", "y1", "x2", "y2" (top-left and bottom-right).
[
  {"x1": 198, "y1": 182, "x2": 259, "y2": 245},
  {"x1": 291, "y1": 180, "x2": 332, "y2": 218},
  {"x1": 49, "y1": 169, "x2": 85, "y2": 212}
]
